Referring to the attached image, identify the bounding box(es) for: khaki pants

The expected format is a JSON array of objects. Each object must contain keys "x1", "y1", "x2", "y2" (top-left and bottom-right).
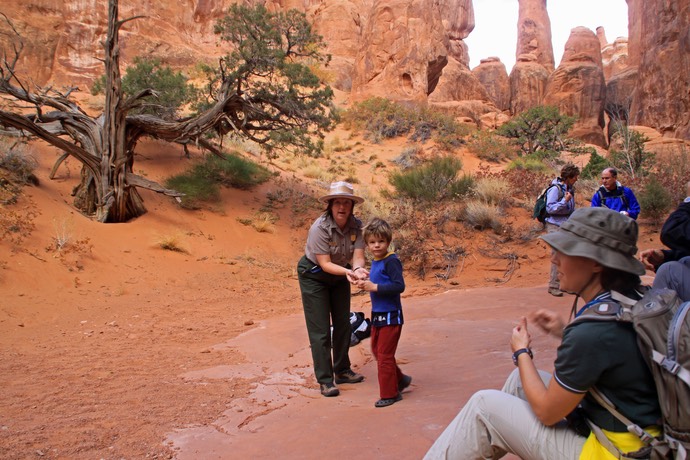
[
  {"x1": 423, "y1": 369, "x2": 586, "y2": 460},
  {"x1": 546, "y1": 222, "x2": 560, "y2": 290}
]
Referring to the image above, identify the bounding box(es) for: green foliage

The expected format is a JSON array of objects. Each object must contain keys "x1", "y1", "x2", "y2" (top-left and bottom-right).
[
  {"x1": 343, "y1": 98, "x2": 414, "y2": 142},
  {"x1": 92, "y1": 57, "x2": 198, "y2": 119},
  {"x1": 638, "y1": 176, "x2": 673, "y2": 224},
  {"x1": 505, "y1": 156, "x2": 550, "y2": 173},
  {"x1": 210, "y1": 4, "x2": 336, "y2": 157},
  {"x1": 467, "y1": 130, "x2": 517, "y2": 162},
  {"x1": 343, "y1": 97, "x2": 469, "y2": 148},
  {"x1": 609, "y1": 129, "x2": 654, "y2": 178},
  {"x1": 581, "y1": 151, "x2": 609, "y2": 179},
  {"x1": 195, "y1": 153, "x2": 273, "y2": 189},
  {"x1": 497, "y1": 106, "x2": 577, "y2": 156},
  {"x1": 165, "y1": 152, "x2": 272, "y2": 209},
  {"x1": 389, "y1": 156, "x2": 466, "y2": 202}
]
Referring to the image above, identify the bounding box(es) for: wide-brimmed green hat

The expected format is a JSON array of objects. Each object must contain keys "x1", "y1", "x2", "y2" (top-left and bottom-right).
[{"x1": 541, "y1": 207, "x2": 645, "y2": 275}]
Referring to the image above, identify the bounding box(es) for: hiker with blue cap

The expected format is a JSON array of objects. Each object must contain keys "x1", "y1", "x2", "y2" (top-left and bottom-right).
[{"x1": 424, "y1": 207, "x2": 661, "y2": 460}]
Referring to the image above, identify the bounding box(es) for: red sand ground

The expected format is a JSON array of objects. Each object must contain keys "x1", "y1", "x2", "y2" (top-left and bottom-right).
[{"x1": 0, "y1": 140, "x2": 661, "y2": 459}]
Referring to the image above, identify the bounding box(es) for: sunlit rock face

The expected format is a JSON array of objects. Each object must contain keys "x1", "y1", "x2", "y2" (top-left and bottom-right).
[
  {"x1": 628, "y1": 0, "x2": 690, "y2": 139},
  {"x1": 515, "y1": 0, "x2": 554, "y2": 73},
  {"x1": 0, "y1": 0, "x2": 234, "y2": 86},
  {"x1": 509, "y1": 53, "x2": 549, "y2": 114},
  {"x1": 350, "y1": 0, "x2": 481, "y2": 103},
  {"x1": 544, "y1": 27, "x2": 607, "y2": 147},
  {"x1": 472, "y1": 57, "x2": 510, "y2": 111}
]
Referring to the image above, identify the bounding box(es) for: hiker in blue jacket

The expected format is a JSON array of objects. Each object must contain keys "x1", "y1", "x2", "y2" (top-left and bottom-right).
[
  {"x1": 640, "y1": 181, "x2": 690, "y2": 300},
  {"x1": 591, "y1": 167, "x2": 640, "y2": 219},
  {"x1": 545, "y1": 163, "x2": 580, "y2": 296}
]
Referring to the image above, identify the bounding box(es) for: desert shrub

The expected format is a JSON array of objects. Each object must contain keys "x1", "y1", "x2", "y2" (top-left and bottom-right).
[
  {"x1": 462, "y1": 200, "x2": 503, "y2": 232},
  {"x1": 581, "y1": 151, "x2": 609, "y2": 179},
  {"x1": 638, "y1": 176, "x2": 673, "y2": 224},
  {"x1": 165, "y1": 152, "x2": 271, "y2": 209},
  {"x1": 389, "y1": 156, "x2": 464, "y2": 202},
  {"x1": 609, "y1": 128, "x2": 654, "y2": 179},
  {"x1": 392, "y1": 145, "x2": 424, "y2": 170},
  {"x1": 418, "y1": 110, "x2": 471, "y2": 150},
  {"x1": 343, "y1": 98, "x2": 469, "y2": 148},
  {"x1": 343, "y1": 97, "x2": 414, "y2": 142},
  {"x1": 165, "y1": 174, "x2": 220, "y2": 209},
  {"x1": 473, "y1": 177, "x2": 512, "y2": 206},
  {"x1": 505, "y1": 156, "x2": 549, "y2": 174},
  {"x1": 497, "y1": 106, "x2": 577, "y2": 156},
  {"x1": 650, "y1": 145, "x2": 689, "y2": 205},
  {"x1": 0, "y1": 139, "x2": 38, "y2": 185},
  {"x1": 467, "y1": 130, "x2": 517, "y2": 162},
  {"x1": 451, "y1": 174, "x2": 476, "y2": 198},
  {"x1": 194, "y1": 153, "x2": 273, "y2": 189}
]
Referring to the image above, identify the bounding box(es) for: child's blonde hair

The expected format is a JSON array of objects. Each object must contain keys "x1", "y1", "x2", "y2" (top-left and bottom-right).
[{"x1": 363, "y1": 217, "x2": 393, "y2": 242}]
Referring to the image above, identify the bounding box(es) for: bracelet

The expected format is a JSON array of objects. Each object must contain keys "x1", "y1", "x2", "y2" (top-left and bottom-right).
[
  {"x1": 353, "y1": 266, "x2": 363, "y2": 272},
  {"x1": 512, "y1": 348, "x2": 533, "y2": 366}
]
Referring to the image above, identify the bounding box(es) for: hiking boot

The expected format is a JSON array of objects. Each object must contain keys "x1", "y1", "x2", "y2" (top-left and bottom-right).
[
  {"x1": 548, "y1": 287, "x2": 564, "y2": 297},
  {"x1": 398, "y1": 374, "x2": 412, "y2": 393},
  {"x1": 335, "y1": 369, "x2": 364, "y2": 384},
  {"x1": 320, "y1": 383, "x2": 340, "y2": 397},
  {"x1": 375, "y1": 393, "x2": 402, "y2": 408}
]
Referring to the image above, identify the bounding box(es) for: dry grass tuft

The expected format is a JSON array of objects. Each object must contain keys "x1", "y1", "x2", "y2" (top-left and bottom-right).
[{"x1": 155, "y1": 233, "x2": 189, "y2": 253}]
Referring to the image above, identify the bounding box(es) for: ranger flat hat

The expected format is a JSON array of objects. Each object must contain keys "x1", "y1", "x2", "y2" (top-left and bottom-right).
[{"x1": 319, "y1": 181, "x2": 364, "y2": 204}]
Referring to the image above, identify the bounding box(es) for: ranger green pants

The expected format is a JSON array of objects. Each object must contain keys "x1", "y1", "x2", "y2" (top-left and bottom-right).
[{"x1": 297, "y1": 255, "x2": 352, "y2": 384}]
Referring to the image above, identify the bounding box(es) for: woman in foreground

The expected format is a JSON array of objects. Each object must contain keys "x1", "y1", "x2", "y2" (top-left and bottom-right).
[{"x1": 424, "y1": 207, "x2": 661, "y2": 460}]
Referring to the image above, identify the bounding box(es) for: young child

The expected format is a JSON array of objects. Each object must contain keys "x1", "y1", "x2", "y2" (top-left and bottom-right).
[{"x1": 356, "y1": 218, "x2": 411, "y2": 407}]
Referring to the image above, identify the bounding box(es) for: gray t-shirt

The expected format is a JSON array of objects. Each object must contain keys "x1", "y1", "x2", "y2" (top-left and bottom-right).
[{"x1": 304, "y1": 213, "x2": 364, "y2": 267}]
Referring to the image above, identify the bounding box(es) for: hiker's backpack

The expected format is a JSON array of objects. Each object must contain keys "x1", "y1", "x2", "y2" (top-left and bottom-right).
[
  {"x1": 570, "y1": 288, "x2": 690, "y2": 459},
  {"x1": 533, "y1": 184, "x2": 564, "y2": 223},
  {"x1": 597, "y1": 186, "x2": 629, "y2": 210},
  {"x1": 349, "y1": 311, "x2": 371, "y2": 346}
]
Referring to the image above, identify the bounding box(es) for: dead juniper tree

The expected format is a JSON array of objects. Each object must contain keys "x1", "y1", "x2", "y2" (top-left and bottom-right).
[{"x1": 0, "y1": 0, "x2": 335, "y2": 222}]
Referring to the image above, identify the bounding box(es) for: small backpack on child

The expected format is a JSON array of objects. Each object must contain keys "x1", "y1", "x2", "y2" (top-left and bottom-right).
[{"x1": 569, "y1": 288, "x2": 690, "y2": 459}]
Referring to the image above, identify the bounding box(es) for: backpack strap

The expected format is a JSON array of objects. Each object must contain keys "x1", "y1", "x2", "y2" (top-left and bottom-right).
[
  {"x1": 653, "y1": 301, "x2": 690, "y2": 387},
  {"x1": 597, "y1": 186, "x2": 629, "y2": 210},
  {"x1": 586, "y1": 387, "x2": 658, "y2": 460}
]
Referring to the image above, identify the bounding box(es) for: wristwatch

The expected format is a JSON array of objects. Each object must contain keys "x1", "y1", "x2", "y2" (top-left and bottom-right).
[{"x1": 512, "y1": 348, "x2": 533, "y2": 366}]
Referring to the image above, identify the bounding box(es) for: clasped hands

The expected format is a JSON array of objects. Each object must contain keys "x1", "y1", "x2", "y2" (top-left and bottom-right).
[
  {"x1": 511, "y1": 310, "x2": 566, "y2": 353},
  {"x1": 348, "y1": 269, "x2": 377, "y2": 292}
]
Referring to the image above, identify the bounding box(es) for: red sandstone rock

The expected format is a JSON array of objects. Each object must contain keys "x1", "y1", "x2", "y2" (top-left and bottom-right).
[
  {"x1": 516, "y1": 0, "x2": 554, "y2": 73},
  {"x1": 629, "y1": 0, "x2": 690, "y2": 139},
  {"x1": 509, "y1": 54, "x2": 549, "y2": 114},
  {"x1": 472, "y1": 57, "x2": 510, "y2": 111},
  {"x1": 544, "y1": 27, "x2": 607, "y2": 147}
]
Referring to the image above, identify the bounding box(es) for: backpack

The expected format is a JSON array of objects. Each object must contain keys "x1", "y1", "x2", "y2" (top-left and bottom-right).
[
  {"x1": 533, "y1": 184, "x2": 564, "y2": 223},
  {"x1": 570, "y1": 288, "x2": 690, "y2": 459},
  {"x1": 349, "y1": 311, "x2": 371, "y2": 346},
  {"x1": 597, "y1": 186, "x2": 629, "y2": 210}
]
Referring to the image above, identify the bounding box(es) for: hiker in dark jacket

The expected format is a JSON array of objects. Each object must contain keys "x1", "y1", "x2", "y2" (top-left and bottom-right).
[
  {"x1": 591, "y1": 167, "x2": 641, "y2": 219},
  {"x1": 640, "y1": 181, "x2": 690, "y2": 300}
]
